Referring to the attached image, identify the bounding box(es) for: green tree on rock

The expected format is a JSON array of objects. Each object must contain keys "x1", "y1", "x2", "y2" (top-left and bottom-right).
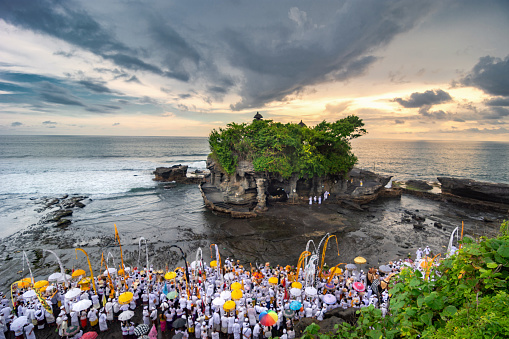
[{"x1": 208, "y1": 115, "x2": 366, "y2": 178}]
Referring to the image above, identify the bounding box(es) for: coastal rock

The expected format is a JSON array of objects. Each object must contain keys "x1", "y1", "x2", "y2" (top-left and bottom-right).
[
  {"x1": 294, "y1": 308, "x2": 357, "y2": 336},
  {"x1": 44, "y1": 209, "x2": 73, "y2": 223},
  {"x1": 406, "y1": 179, "x2": 433, "y2": 191},
  {"x1": 438, "y1": 177, "x2": 509, "y2": 205},
  {"x1": 203, "y1": 154, "x2": 393, "y2": 216},
  {"x1": 154, "y1": 165, "x2": 207, "y2": 183},
  {"x1": 154, "y1": 165, "x2": 188, "y2": 182}
]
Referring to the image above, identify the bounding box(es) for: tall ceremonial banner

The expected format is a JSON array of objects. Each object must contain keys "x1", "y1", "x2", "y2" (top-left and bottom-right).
[{"x1": 35, "y1": 289, "x2": 53, "y2": 314}]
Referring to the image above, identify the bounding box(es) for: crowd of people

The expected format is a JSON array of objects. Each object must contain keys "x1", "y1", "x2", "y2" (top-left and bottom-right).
[{"x1": 1, "y1": 250, "x2": 436, "y2": 339}]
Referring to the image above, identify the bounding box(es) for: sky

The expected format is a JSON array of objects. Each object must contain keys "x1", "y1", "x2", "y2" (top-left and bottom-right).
[{"x1": 0, "y1": 0, "x2": 508, "y2": 140}]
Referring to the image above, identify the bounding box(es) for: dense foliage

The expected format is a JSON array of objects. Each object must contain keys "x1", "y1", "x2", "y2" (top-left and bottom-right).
[
  {"x1": 302, "y1": 220, "x2": 509, "y2": 339},
  {"x1": 208, "y1": 116, "x2": 366, "y2": 178}
]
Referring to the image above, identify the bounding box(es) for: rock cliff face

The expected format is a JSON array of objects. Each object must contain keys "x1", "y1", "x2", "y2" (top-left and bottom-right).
[
  {"x1": 206, "y1": 155, "x2": 392, "y2": 212},
  {"x1": 438, "y1": 177, "x2": 509, "y2": 205}
]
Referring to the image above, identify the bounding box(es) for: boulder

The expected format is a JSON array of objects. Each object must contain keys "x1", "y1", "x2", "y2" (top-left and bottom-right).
[
  {"x1": 438, "y1": 177, "x2": 509, "y2": 205},
  {"x1": 406, "y1": 179, "x2": 433, "y2": 191},
  {"x1": 154, "y1": 165, "x2": 189, "y2": 182}
]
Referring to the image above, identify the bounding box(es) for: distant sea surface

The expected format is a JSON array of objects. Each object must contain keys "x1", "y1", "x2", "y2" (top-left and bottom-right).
[{"x1": 0, "y1": 135, "x2": 508, "y2": 238}]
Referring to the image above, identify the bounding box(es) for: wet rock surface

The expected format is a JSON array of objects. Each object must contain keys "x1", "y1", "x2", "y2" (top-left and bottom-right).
[
  {"x1": 406, "y1": 179, "x2": 433, "y2": 191},
  {"x1": 438, "y1": 177, "x2": 509, "y2": 205}
]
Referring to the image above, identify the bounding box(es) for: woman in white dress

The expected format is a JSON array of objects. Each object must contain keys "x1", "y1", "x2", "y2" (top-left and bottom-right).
[{"x1": 98, "y1": 309, "x2": 108, "y2": 332}]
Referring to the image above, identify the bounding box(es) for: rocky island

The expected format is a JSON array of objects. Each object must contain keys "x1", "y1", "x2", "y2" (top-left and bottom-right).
[{"x1": 195, "y1": 113, "x2": 400, "y2": 217}]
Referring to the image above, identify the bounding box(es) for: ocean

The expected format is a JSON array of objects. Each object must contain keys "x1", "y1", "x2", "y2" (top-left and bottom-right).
[{"x1": 1, "y1": 136, "x2": 508, "y2": 238}]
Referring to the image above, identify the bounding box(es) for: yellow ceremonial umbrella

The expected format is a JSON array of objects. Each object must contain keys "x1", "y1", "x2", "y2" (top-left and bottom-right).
[
  {"x1": 17, "y1": 278, "x2": 31, "y2": 289},
  {"x1": 118, "y1": 269, "x2": 125, "y2": 276},
  {"x1": 210, "y1": 260, "x2": 217, "y2": 267},
  {"x1": 72, "y1": 269, "x2": 86, "y2": 278},
  {"x1": 231, "y1": 282, "x2": 242, "y2": 290},
  {"x1": 34, "y1": 280, "x2": 49, "y2": 289},
  {"x1": 40, "y1": 286, "x2": 48, "y2": 292},
  {"x1": 268, "y1": 277, "x2": 278, "y2": 285},
  {"x1": 78, "y1": 277, "x2": 91, "y2": 291},
  {"x1": 119, "y1": 292, "x2": 134, "y2": 305},
  {"x1": 165, "y1": 272, "x2": 177, "y2": 280},
  {"x1": 291, "y1": 281, "x2": 302, "y2": 289},
  {"x1": 223, "y1": 300, "x2": 236, "y2": 311},
  {"x1": 354, "y1": 257, "x2": 367, "y2": 265},
  {"x1": 231, "y1": 289, "x2": 243, "y2": 300}
]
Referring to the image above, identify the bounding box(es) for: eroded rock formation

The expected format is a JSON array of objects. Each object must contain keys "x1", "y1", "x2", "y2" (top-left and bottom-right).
[
  {"x1": 204, "y1": 155, "x2": 393, "y2": 215},
  {"x1": 438, "y1": 177, "x2": 509, "y2": 205}
]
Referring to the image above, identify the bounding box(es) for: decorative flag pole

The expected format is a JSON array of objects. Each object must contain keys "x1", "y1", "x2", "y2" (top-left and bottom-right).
[
  {"x1": 114, "y1": 224, "x2": 128, "y2": 289},
  {"x1": 43, "y1": 249, "x2": 68, "y2": 286},
  {"x1": 75, "y1": 248, "x2": 97, "y2": 294}
]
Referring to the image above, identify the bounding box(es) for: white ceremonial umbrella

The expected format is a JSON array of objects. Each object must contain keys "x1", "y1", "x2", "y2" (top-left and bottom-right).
[
  {"x1": 57, "y1": 274, "x2": 72, "y2": 283},
  {"x1": 379, "y1": 265, "x2": 392, "y2": 273},
  {"x1": 323, "y1": 294, "x2": 337, "y2": 305},
  {"x1": 48, "y1": 272, "x2": 62, "y2": 282},
  {"x1": 220, "y1": 290, "x2": 231, "y2": 300},
  {"x1": 346, "y1": 264, "x2": 357, "y2": 270},
  {"x1": 212, "y1": 298, "x2": 225, "y2": 307},
  {"x1": 10, "y1": 316, "x2": 28, "y2": 332},
  {"x1": 290, "y1": 288, "x2": 302, "y2": 297},
  {"x1": 72, "y1": 299, "x2": 92, "y2": 312},
  {"x1": 224, "y1": 272, "x2": 235, "y2": 280},
  {"x1": 304, "y1": 287, "x2": 317, "y2": 296},
  {"x1": 104, "y1": 268, "x2": 117, "y2": 276},
  {"x1": 22, "y1": 290, "x2": 37, "y2": 299},
  {"x1": 65, "y1": 288, "x2": 82, "y2": 300},
  {"x1": 118, "y1": 310, "x2": 135, "y2": 321}
]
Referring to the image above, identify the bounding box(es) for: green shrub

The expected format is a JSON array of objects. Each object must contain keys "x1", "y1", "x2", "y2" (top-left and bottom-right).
[{"x1": 301, "y1": 220, "x2": 509, "y2": 339}]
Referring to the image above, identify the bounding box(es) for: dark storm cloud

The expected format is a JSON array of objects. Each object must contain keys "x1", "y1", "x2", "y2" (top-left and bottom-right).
[
  {"x1": 418, "y1": 107, "x2": 447, "y2": 119},
  {"x1": 11, "y1": 122, "x2": 22, "y2": 127},
  {"x1": 485, "y1": 97, "x2": 509, "y2": 107},
  {"x1": 112, "y1": 123, "x2": 120, "y2": 126},
  {"x1": 395, "y1": 119, "x2": 405, "y2": 124},
  {"x1": 394, "y1": 89, "x2": 452, "y2": 108},
  {"x1": 42, "y1": 121, "x2": 57, "y2": 125},
  {"x1": 208, "y1": 86, "x2": 228, "y2": 94},
  {"x1": 482, "y1": 107, "x2": 509, "y2": 120},
  {"x1": 126, "y1": 76, "x2": 141, "y2": 84},
  {"x1": 459, "y1": 55, "x2": 509, "y2": 96},
  {"x1": 0, "y1": 0, "x2": 196, "y2": 82},
  {"x1": 78, "y1": 80, "x2": 113, "y2": 93},
  {"x1": 227, "y1": 1, "x2": 435, "y2": 110},
  {"x1": 37, "y1": 81, "x2": 85, "y2": 106}
]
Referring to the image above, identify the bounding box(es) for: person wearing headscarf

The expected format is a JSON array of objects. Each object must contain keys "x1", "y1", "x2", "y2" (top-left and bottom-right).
[
  {"x1": 98, "y1": 309, "x2": 108, "y2": 332},
  {"x1": 87, "y1": 307, "x2": 98, "y2": 327},
  {"x1": 24, "y1": 322, "x2": 36, "y2": 339},
  {"x1": 142, "y1": 306, "x2": 150, "y2": 326},
  {"x1": 34, "y1": 308, "x2": 45, "y2": 330}
]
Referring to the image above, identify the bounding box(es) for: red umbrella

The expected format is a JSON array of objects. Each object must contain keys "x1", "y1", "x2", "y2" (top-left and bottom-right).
[
  {"x1": 353, "y1": 282, "x2": 365, "y2": 292},
  {"x1": 82, "y1": 331, "x2": 99, "y2": 339}
]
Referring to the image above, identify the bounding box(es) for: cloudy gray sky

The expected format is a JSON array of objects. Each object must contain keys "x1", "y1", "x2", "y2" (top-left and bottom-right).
[{"x1": 0, "y1": 0, "x2": 508, "y2": 140}]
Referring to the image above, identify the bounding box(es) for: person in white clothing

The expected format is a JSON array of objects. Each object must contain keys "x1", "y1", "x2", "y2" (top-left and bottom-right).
[
  {"x1": 252, "y1": 322, "x2": 260, "y2": 339},
  {"x1": 233, "y1": 318, "x2": 241, "y2": 339},
  {"x1": 242, "y1": 320, "x2": 252, "y2": 339},
  {"x1": 99, "y1": 309, "x2": 108, "y2": 332}
]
